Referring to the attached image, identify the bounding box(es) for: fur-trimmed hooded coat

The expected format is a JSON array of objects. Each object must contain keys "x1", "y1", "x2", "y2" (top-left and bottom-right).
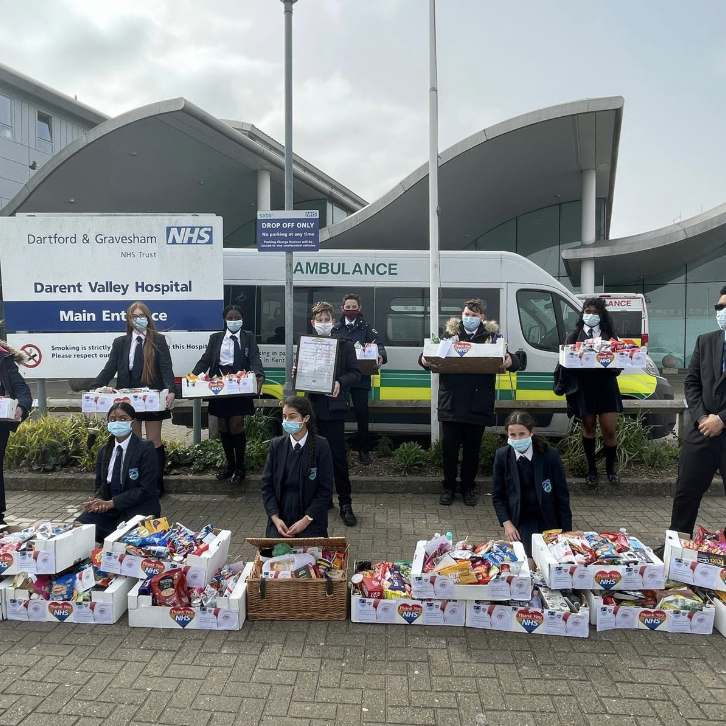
[
  {"x1": 420, "y1": 318, "x2": 521, "y2": 426},
  {"x1": 0, "y1": 341, "x2": 32, "y2": 431}
]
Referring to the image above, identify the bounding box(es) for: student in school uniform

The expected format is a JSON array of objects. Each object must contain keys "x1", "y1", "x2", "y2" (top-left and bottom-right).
[
  {"x1": 564, "y1": 297, "x2": 623, "y2": 487},
  {"x1": 74, "y1": 402, "x2": 160, "y2": 541},
  {"x1": 90, "y1": 301, "x2": 177, "y2": 497},
  {"x1": 192, "y1": 305, "x2": 265, "y2": 485},
  {"x1": 261, "y1": 396, "x2": 334, "y2": 538},
  {"x1": 492, "y1": 410, "x2": 572, "y2": 557},
  {"x1": 294, "y1": 301, "x2": 361, "y2": 527},
  {"x1": 0, "y1": 342, "x2": 32, "y2": 526}
]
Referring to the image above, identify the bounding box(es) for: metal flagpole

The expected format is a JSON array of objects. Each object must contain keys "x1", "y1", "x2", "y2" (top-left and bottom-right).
[{"x1": 429, "y1": 0, "x2": 441, "y2": 444}]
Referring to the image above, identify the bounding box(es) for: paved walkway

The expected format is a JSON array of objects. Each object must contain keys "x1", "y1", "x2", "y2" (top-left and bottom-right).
[{"x1": 1, "y1": 489, "x2": 726, "y2": 726}]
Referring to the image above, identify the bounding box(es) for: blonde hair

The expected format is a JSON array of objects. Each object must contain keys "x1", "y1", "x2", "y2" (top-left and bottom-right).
[
  {"x1": 125, "y1": 301, "x2": 161, "y2": 385},
  {"x1": 310, "y1": 301, "x2": 334, "y2": 318}
]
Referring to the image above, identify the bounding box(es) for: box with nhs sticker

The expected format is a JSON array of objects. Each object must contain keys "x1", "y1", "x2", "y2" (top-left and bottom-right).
[
  {"x1": 0, "y1": 397, "x2": 18, "y2": 421},
  {"x1": 664, "y1": 529, "x2": 726, "y2": 593},
  {"x1": 422, "y1": 337, "x2": 506, "y2": 374},
  {"x1": 182, "y1": 372, "x2": 257, "y2": 398},
  {"x1": 81, "y1": 389, "x2": 168, "y2": 413}
]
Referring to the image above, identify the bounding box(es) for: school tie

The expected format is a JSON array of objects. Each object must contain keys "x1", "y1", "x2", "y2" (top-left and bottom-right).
[
  {"x1": 231, "y1": 335, "x2": 243, "y2": 371},
  {"x1": 587, "y1": 328, "x2": 594, "y2": 339},
  {"x1": 131, "y1": 337, "x2": 143, "y2": 378},
  {"x1": 294, "y1": 442, "x2": 302, "y2": 453},
  {"x1": 110, "y1": 445, "x2": 123, "y2": 498},
  {"x1": 347, "y1": 323, "x2": 354, "y2": 332}
]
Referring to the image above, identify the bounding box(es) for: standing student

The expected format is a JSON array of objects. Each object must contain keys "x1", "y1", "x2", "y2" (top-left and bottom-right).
[
  {"x1": 74, "y1": 402, "x2": 160, "y2": 541},
  {"x1": 90, "y1": 301, "x2": 177, "y2": 497},
  {"x1": 420, "y1": 298, "x2": 520, "y2": 506},
  {"x1": 192, "y1": 305, "x2": 265, "y2": 485},
  {"x1": 564, "y1": 297, "x2": 622, "y2": 487},
  {"x1": 0, "y1": 342, "x2": 32, "y2": 526},
  {"x1": 261, "y1": 396, "x2": 334, "y2": 538},
  {"x1": 332, "y1": 293, "x2": 387, "y2": 464},
  {"x1": 492, "y1": 411, "x2": 572, "y2": 557},
  {"x1": 297, "y1": 301, "x2": 361, "y2": 526}
]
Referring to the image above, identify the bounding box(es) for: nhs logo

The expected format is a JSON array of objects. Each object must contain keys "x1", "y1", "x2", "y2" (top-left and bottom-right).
[{"x1": 166, "y1": 226, "x2": 213, "y2": 245}]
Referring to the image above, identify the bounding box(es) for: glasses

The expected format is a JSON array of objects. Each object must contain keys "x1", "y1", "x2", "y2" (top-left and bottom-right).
[
  {"x1": 715, "y1": 305, "x2": 726, "y2": 311},
  {"x1": 131, "y1": 314, "x2": 146, "y2": 320}
]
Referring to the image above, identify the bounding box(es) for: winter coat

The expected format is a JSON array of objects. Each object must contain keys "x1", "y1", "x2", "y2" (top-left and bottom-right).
[
  {"x1": 0, "y1": 343, "x2": 32, "y2": 432},
  {"x1": 332, "y1": 317, "x2": 387, "y2": 390}
]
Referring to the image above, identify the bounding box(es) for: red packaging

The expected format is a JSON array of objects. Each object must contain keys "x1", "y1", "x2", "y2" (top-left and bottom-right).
[
  {"x1": 361, "y1": 577, "x2": 383, "y2": 599},
  {"x1": 150, "y1": 570, "x2": 190, "y2": 607}
]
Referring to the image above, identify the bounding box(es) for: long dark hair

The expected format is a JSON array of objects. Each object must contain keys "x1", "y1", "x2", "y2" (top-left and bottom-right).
[
  {"x1": 102, "y1": 402, "x2": 137, "y2": 474},
  {"x1": 504, "y1": 410, "x2": 548, "y2": 453},
  {"x1": 575, "y1": 297, "x2": 616, "y2": 339},
  {"x1": 283, "y1": 395, "x2": 317, "y2": 478}
]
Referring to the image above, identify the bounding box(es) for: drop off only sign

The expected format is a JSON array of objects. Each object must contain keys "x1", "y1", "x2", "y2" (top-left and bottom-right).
[
  {"x1": 0, "y1": 214, "x2": 224, "y2": 378},
  {"x1": 256, "y1": 210, "x2": 320, "y2": 251}
]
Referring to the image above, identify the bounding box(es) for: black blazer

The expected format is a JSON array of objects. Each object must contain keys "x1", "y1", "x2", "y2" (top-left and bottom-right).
[
  {"x1": 91, "y1": 333, "x2": 178, "y2": 394},
  {"x1": 306, "y1": 337, "x2": 361, "y2": 421},
  {"x1": 492, "y1": 445, "x2": 572, "y2": 530},
  {"x1": 684, "y1": 330, "x2": 726, "y2": 444},
  {"x1": 192, "y1": 330, "x2": 265, "y2": 379},
  {"x1": 332, "y1": 316, "x2": 388, "y2": 390},
  {"x1": 95, "y1": 434, "x2": 160, "y2": 518},
  {"x1": 261, "y1": 434, "x2": 334, "y2": 526},
  {"x1": 0, "y1": 347, "x2": 32, "y2": 432}
]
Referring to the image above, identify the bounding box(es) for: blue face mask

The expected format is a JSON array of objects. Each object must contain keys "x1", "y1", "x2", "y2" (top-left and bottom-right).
[
  {"x1": 132, "y1": 316, "x2": 148, "y2": 331},
  {"x1": 282, "y1": 420, "x2": 303, "y2": 435},
  {"x1": 108, "y1": 421, "x2": 132, "y2": 438},
  {"x1": 582, "y1": 313, "x2": 600, "y2": 328},
  {"x1": 226, "y1": 320, "x2": 243, "y2": 333},
  {"x1": 507, "y1": 436, "x2": 532, "y2": 453},
  {"x1": 462, "y1": 316, "x2": 480, "y2": 332}
]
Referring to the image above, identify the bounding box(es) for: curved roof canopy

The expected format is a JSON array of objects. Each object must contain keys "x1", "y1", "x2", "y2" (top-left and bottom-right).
[
  {"x1": 1, "y1": 98, "x2": 366, "y2": 247},
  {"x1": 322, "y1": 97, "x2": 623, "y2": 250}
]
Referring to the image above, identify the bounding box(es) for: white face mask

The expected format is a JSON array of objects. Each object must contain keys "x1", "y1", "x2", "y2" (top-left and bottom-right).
[
  {"x1": 717, "y1": 309, "x2": 726, "y2": 331},
  {"x1": 314, "y1": 322, "x2": 333, "y2": 336}
]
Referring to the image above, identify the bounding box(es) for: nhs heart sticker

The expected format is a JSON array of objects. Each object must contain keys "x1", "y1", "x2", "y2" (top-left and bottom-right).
[
  {"x1": 140, "y1": 558, "x2": 165, "y2": 577},
  {"x1": 0, "y1": 552, "x2": 13, "y2": 573},
  {"x1": 594, "y1": 570, "x2": 622, "y2": 590},
  {"x1": 169, "y1": 606, "x2": 196, "y2": 628},
  {"x1": 638, "y1": 609, "x2": 667, "y2": 630},
  {"x1": 453, "y1": 342, "x2": 471, "y2": 357},
  {"x1": 515, "y1": 608, "x2": 544, "y2": 633},
  {"x1": 48, "y1": 601, "x2": 74, "y2": 622},
  {"x1": 397, "y1": 602, "x2": 423, "y2": 625},
  {"x1": 208, "y1": 380, "x2": 225, "y2": 395},
  {"x1": 596, "y1": 352, "x2": 614, "y2": 368},
  {"x1": 113, "y1": 397, "x2": 131, "y2": 404}
]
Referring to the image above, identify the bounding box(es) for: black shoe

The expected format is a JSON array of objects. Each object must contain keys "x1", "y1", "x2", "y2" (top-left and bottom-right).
[
  {"x1": 340, "y1": 505, "x2": 357, "y2": 527},
  {"x1": 358, "y1": 451, "x2": 372, "y2": 465},
  {"x1": 586, "y1": 472, "x2": 599, "y2": 488},
  {"x1": 327, "y1": 500, "x2": 335, "y2": 510},
  {"x1": 463, "y1": 489, "x2": 477, "y2": 507},
  {"x1": 440, "y1": 489, "x2": 454, "y2": 506},
  {"x1": 157, "y1": 488, "x2": 166, "y2": 499},
  {"x1": 607, "y1": 472, "x2": 620, "y2": 485},
  {"x1": 231, "y1": 469, "x2": 246, "y2": 485},
  {"x1": 216, "y1": 467, "x2": 235, "y2": 480},
  {"x1": 0, "y1": 516, "x2": 6, "y2": 527}
]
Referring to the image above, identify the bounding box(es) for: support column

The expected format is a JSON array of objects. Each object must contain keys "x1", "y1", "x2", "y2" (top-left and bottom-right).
[
  {"x1": 580, "y1": 167, "x2": 597, "y2": 294},
  {"x1": 257, "y1": 168, "x2": 271, "y2": 212}
]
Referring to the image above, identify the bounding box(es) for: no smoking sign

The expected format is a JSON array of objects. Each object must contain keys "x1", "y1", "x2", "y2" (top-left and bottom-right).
[{"x1": 20, "y1": 344, "x2": 42, "y2": 368}]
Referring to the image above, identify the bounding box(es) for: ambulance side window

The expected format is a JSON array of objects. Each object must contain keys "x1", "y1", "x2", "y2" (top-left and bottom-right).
[
  {"x1": 556, "y1": 295, "x2": 581, "y2": 339},
  {"x1": 516, "y1": 290, "x2": 560, "y2": 352}
]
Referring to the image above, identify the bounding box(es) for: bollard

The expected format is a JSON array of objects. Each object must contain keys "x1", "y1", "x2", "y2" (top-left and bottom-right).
[
  {"x1": 192, "y1": 398, "x2": 202, "y2": 444},
  {"x1": 36, "y1": 379, "x2": 47, "y2": 415}
]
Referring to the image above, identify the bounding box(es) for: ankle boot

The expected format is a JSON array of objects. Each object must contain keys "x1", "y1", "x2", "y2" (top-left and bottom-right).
[
  {"x1": 604, "y1": 444, "x2": 619, "y2": 484},
  {"x1": 582, "y1": 436, "x2": 598, "y2": 486}
]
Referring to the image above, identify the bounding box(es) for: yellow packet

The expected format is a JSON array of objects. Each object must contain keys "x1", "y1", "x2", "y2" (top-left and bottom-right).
[
  {"x1": 143, "y1": 517, "x2": 169, "y2": 534},
  {"x1": 438, "y1": 561, "x2": 477, "y2": 585}
]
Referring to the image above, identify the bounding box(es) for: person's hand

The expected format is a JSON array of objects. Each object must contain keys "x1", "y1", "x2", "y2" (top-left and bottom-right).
[
  {"x1": 373, "y1": 356, "x2": 383, "y2": 371},
  {"x1": 84, "y1": 498, "x2": 113, "y2": 514},
  {"x1": 499, "y1": 353, "x2": 513, "y2": 373},
  {"x1": 256, "y1": 376, "x2": 264, "y2": 394},
  {"x1": 503, "y1": 521, "x2": 520, "y2": 542},
  {"x1": 165, "y1": 392, "x2": 176, "y2": 410},
  {"x1": 420, "y1": 356, "x2": 431, "y2": 369},
  {"x1": 271, "y1": 515, "x2": 291, "y2": 537},
  {"x1": 286, "y1": 516, "x2": 312, "y2": 537},
  {"x1": 698, "y1": 414, "x2": 725, "y2": 437},
  {"x1": 13, "y1": 406, "x2": 23, "y2": 421},
  {"x1": 326, "y1": 381, "x2": 341, "y2": 398},
  {"x1": 291, "y1": 365, "x2": 297, "y2": 378}
]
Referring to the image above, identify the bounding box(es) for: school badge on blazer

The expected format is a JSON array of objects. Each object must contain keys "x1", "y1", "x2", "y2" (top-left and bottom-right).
[
  {"x1": 541, "y1": 478, "x2": 552, "y2": 493},
  {"x1": 309, "y1": 467, "x2": 317, "y2": 480},
  {"x1": 129, "y1": 468, "x2": 139, "y2": 480}
]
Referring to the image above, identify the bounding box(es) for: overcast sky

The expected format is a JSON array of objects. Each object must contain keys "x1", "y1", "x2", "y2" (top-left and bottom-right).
[{"x1": 2, "y1": 0, "x2": 724, "y2": 238}]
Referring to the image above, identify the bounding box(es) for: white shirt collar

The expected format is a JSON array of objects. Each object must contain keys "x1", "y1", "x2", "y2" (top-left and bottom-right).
[
  {"x1": 132, "y1": 331, "x2": 146, "y2": 342},
  {"x1": 514, "y1": 445, "x2": 533, "y2": 461},
  {"x1": 345, "y1": 317, "x2": 357, "y2": 326},
  {"x1": 107, "y1": 434, "x2": 133, "y2": 482},
  {"x1": 224, "y1": 329, "x2": 241, "y2": 340},
  {"x1": 290, "y1": 432, "x2": 308, "y2": 449},
  {"x1": 583, "y1": 324, "x2": 601, "y2": 338}
]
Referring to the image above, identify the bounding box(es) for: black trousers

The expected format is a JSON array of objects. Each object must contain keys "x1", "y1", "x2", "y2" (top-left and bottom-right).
[
  {"x1": 670, "y1": 433, "x2": 726, "y2": 537},
  {"x1": 0, "y1": 428, "x2": 8, "y2": 516},
  {"x1": 316, "y1": 418, "x2": 352, "y2": 506},
  {"x1": 441, "y1": 421, "x2": 485, "y2": 492},
  {"x1": 350, "y1": 388, "x2": 370, "y2": 451}
]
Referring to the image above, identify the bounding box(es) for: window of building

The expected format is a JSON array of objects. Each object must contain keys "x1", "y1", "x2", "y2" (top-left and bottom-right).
[
  {"x1": 37, "y1": 112, "x2": 53, "y2": 143},
  {"x1": 0, "y1": 94, "x2": 12, "y2": 139}
]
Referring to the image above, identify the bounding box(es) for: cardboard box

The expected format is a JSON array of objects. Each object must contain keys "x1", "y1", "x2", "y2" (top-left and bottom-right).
[
  {"x1": 583, "y1": 589, "x2": 715, "y2": 634},
  {"x1": 411, "y1": 540, "x2": 531, "y2": 601},
  {"x1": 0, "y1": 397, "x2": 19, "y2": 420},
  {"x1": 81, "y1": 390, "x2": 168, "y2": 414},
  {"x1": 422, "y1": 337, "x2": 506, "y2": 374},
  {"x1": 711, "y1": 592, "x2": 726, "y2": 637},
  {"x1": 351, "y1": 594, "x2": 465, "y2": 626},
  {"x1": 465, "y1": 599, "x2": 590, "y2": 638},
  {"x1": 127, "y1": 562, "x2": 251, "y2": 630},
  {"x1": 101, "y1": 515, "x2": 231, "y2": 586},
  {"x1": 532, "y1": 533, "x2": 665, "y2": 591},
  {"x1": 0, "y1": 524, "x2": 96, "y2": 577},
  {"x1": 558, "y1": 345, "x2": 647, "y2": 369},
  {"x1": 182, "y1": 375, "x2": 256, "y2": 399},
  {"x1": 2, "y1": 575, "x2": 134, "y2": 624},
  {"x1": 356, "y1": 344, "x2": 379, "y2": 376},
  {"x1": 0, "y1": 577, "x2": 12, "y2": 620},
  {"x1": 664, "y1": 530, "x2": 726, "y2": 593}
]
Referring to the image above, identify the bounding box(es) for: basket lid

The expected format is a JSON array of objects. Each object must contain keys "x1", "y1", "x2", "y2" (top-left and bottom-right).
[{"x1": 246, "y1": 536, "x2": 347, "y2": 549}]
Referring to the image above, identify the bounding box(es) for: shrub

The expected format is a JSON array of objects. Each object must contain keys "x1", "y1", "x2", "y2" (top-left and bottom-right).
[
  {"x1": 392, "y1": 441, "x2": 429, "y2": 475},
  {"x1": 479, "y1": 432, "x2": 505, "y2": 475},
  {"x1": 428, "y1": 439, "x2": 444, "y2": 468},
  {"x1": 245, "y1": 409, "x2": 275, "y2": 441},
  {"x1": 375, "y1": 435, "x2": 394, "y2": 458}
]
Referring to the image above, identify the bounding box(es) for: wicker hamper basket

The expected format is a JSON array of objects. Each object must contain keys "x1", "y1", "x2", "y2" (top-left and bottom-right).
[{"x1": 245, "y1": 537, "x2": 349, "y2": 621}]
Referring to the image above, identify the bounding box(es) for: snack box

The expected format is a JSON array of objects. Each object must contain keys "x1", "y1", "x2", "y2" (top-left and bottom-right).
[
  {"x1": 182, "y1": 374, "x2": 256, "y2": 399},
  {"x1": 356, "y1": 344, "x2": 379, "y2": 376},
  {"x1": 465, "y1": 597, "x2": 590, "y2": 638},
  {"x1": 101, "y1": 515, "x2": 231, "y2": 587},
  {"x1": 81, "y1": 390, "x2": 168, "y2": 413},
  {"x1": 0, "y1": 524, "x2": 96, "y2": 577},
  {"x1": 127, "y1": 562, "x2": 252, "y2": 630},
  {"x1": 0, "y1": 577, "x2": 11, "y2": 620},
  {"x1": 583, "y1": 589, "x2": 715, "y2": 634},
  {"x1": 532, "y1": 533, "x2": 665, "y2": 591},
  {"x1": 711, "y1": 591, "x2": 726, "y2": 638},
  {"x1": 2, "y1": 575, "x2": 134, "y2": 624},
  {"x1": 411, "y1": 540, "x2": 531, "y2": 601},
  {"x1": 351, "y1": 593, "x2": 465, "y2": 626},
  {"x1": 422, "y1": 337, "x2": 505, "y2": 374},
  {"x1": 558, "y1": 345, "x2": 647, "y2": 369},
  {"x1": 0, "y1": 397, "x2": 19, "y2": 421},
  {"x1": 664, "y1": 530, "x2": 726, "y2": 593}
]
